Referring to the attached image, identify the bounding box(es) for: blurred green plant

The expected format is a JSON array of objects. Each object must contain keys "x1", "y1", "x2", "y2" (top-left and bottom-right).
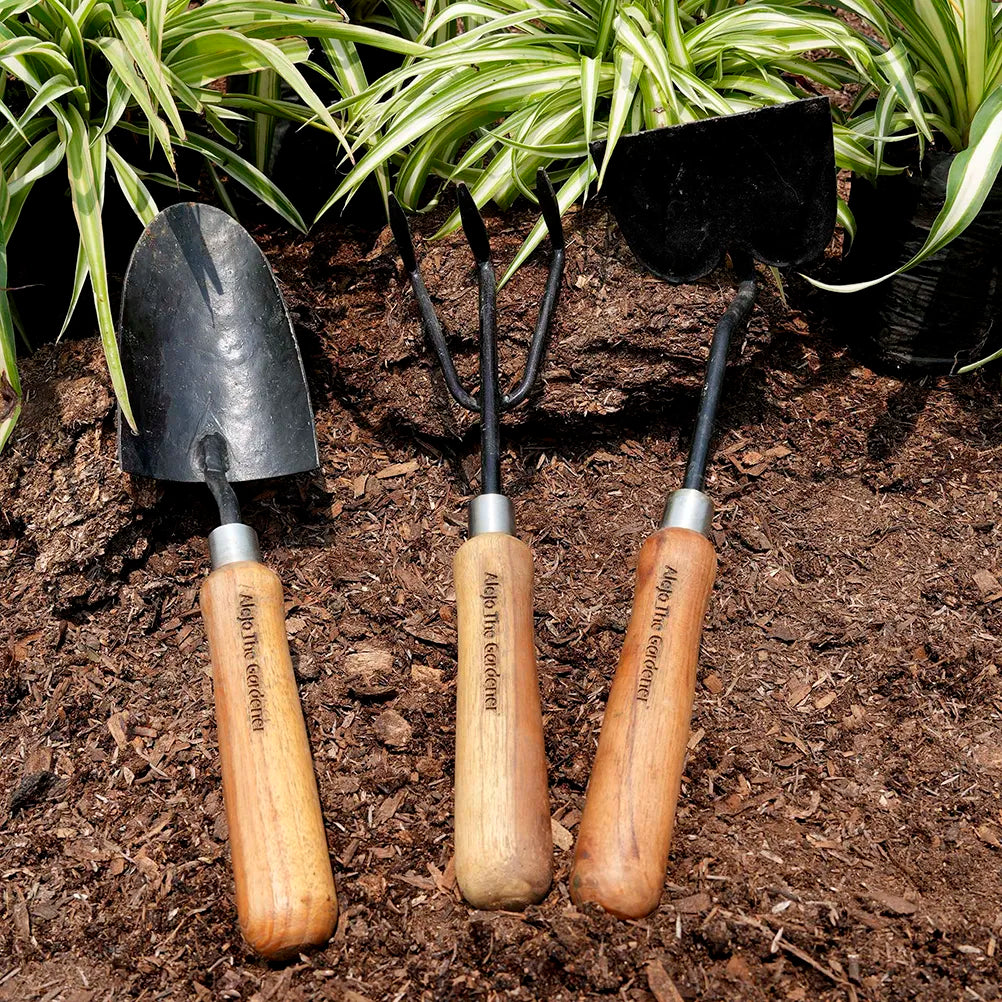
[
  {"x1": 0, "y1": 0, "x2": 423, "y2": 449},
  {"x1": 322, "y1": 0, "x2": 878, "y2": 284}
]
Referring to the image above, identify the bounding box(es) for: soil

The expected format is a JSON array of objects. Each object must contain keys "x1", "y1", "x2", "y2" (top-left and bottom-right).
[{"x1": 2, "y1": 196, "x2": 1001, "y2": 1002}]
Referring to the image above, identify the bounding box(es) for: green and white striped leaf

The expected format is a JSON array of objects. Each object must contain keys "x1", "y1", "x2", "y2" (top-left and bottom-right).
[
  {"x1": 876, "y1": 39, "x2": 932, "y2": 146},
  {"x1": 107, "y1": 142, "x2": 157, "y2": 224},
  {"x1": 597, "y1": 40, "x2": 641, "y2": 187},
  {"x1": 0, "y1": 166, "x2": 17, "y2": 451},
  {"x1": 59, "y1": 105, "x2": 134, "y2": 429},
  {"x1": 812, "y1": 86, "x2": 1002, "y2": 292},
  {"x1": 146, "y1": 0, "x2": 168, "y2": 61},
  {"x1": 579, "y1": 54, "x2": 601, "y2": 151},
  {"x1": 114, "y1": 13, "x2": 186, "y2": 138},
  {"x1": 173, "y1": 129, "x2": 307, "y2": 230},
  {"x1": 96, "y1": 36, "x2": 176, "y2": 168}
]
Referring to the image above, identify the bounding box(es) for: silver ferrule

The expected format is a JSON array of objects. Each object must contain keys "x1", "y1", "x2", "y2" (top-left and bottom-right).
[
  {"x1": 469, "y1": 493, "x2": 515, "y2": 537},
  {"x1": 660, "y1": 488, "x2": 713, "y2": 536},
  {"x1": 208, "y1": 523, "x2": 261, "y2": 569}
]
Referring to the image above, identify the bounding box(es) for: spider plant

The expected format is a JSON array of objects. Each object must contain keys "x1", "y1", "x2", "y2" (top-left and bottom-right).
[
  {"x1": 322, "y1": 0, "x2": 878, "y2": 283},
  {"x1": 815, "y1": 0, "x2": 1002, "y2": 294},
  {"x1": 0, "y1": 0, "x2": 423, "y2": 450}
]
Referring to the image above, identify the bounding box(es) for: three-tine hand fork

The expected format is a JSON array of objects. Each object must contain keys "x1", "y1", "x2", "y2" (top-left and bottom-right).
[{"x1": 390, "y1": 170, "x2": 566, "y2": 909}]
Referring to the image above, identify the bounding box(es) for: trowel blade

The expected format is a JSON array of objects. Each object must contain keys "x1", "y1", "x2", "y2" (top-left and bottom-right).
[
  {"x1": 591, "y1": 97, "x2": 837, "y2": 283},
  {"x1": 117, "y1": 202, "x2": 319, "y2": 482}
]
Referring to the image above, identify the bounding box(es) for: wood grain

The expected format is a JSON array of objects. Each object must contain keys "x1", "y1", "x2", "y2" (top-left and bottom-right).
[
  {"x1": 453, "y1": 533, "x2": 552, "y2": 909},
  {"x1": 200, "y1": 560, "x2": 337, "y2": 958},
  {"x1": 570, "y1": 527, "x2": 716, "y2": 918}
]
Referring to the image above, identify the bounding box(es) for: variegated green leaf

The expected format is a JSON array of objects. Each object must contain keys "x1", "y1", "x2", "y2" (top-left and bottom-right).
[
  {"x1": 107, "y1": 142, "x2": 157, "y2": 223},
  {"x1": 58, "y1": 105, "x2": 134, "y2": 429},
  {"x1": 168, "y1": 30, "x2": 346, "y2": 145},
  {"x1": 146, "y1": 0, "x2": 167, "y2": 61},
  {"x1": 96, "y1": 36, "x2": 176, "y2": 168},
  {"x1": 0, "y1": 165, "x2": 17, "y2": 450},
  {"x1": 813, "y1": 86, "x2": 1002, "y2": 292},
  {"x1": 173, "y1": 128, "x2": 307, "y2": 230},
  {"x1": 579, "y1": 54, "x2": 601, "y2": 151},
  {"x1": 114, "y1": 13, "x2": 185, "y2": 138},
  {"x1": 598, "y1": 38, "x2": 641, "y2": 187}
]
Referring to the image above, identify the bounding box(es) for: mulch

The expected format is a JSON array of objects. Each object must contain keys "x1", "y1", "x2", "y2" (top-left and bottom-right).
[{"x1": 1, "y1": 196, "x2": 1001, "y2": 1001}]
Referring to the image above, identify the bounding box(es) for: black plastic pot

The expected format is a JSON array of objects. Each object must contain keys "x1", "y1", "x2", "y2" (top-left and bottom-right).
[
  {"x1": 842, "y1": 150, "x2": 1002, "y2": 374},
  {"x1": 223, "y1": 40, "x2": 403, "y2": 229}
]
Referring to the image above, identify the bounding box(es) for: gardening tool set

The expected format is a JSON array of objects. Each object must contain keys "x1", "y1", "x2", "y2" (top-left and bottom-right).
[{"x1": 115, "y1": 98, "x2": 835, "y2": 954}]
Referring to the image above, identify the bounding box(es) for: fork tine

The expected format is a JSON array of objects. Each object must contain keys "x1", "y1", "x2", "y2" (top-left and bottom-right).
[
  {"x1": 388, "y1": 193, "x2": 418, "y2": 273},
  {"x1": 503, "y1": 171, "x2": 566, "y2": 410},
  {"x1": 457, "y1": 184, "x2": 492, "y2": 265},
  {"x1": 389, "y1": 191, "x2": 478, "y2": 413},
  {"x1": 536, "y1": 169, "x2": 565, "y2": 252}
]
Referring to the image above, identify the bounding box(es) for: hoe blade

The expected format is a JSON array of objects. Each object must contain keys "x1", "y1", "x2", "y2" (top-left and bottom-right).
[
  {"x1": 592, "y1": 97, "x2": 836, "y2": 283},
  {"x1": 117, "y1": 202, "x2": 318, "y2": 483}
]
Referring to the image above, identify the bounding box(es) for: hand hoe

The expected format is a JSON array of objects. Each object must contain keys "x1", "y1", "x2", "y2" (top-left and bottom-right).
[
  {"x1": 390, "y1": 171, "x2": 565, "y2": 909},
  {"x1": 570, "y1": 99, "x2": 836, "y2": 918},
  {"x1": 117, "y1": 203, "x2": 337, "y2": 958}
]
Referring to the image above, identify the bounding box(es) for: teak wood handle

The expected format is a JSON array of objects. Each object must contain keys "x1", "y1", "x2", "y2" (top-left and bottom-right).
[
  {"x1": 199, "y1": 560, "x2": 337, "y2": 958},
  {"x1": 570, "y1": 527, "x2": 716, "y2": 918},
  {"x1": 453, "y1": 532, "x2": 552, "y2": 909}
]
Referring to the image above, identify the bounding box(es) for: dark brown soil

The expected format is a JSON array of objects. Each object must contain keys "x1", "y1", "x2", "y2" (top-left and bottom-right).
[{"x1": 2, "y1": 199, "x2": 1001, "y2": 1002}]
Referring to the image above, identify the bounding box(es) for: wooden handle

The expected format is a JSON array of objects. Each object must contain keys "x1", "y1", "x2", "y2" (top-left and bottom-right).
[
  {"x1": 199, "y1": 560, "x2": 337, "y2": 958},
  {"x1": 570, "y1": 527, "x2": 716, "y2": 918},
  {"x1": 453, "y1": 533, "x2": 552, "y2": 909}
]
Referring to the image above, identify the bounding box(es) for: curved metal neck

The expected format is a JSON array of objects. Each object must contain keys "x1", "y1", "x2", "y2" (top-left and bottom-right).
[
  {"x1": 200, "y1": 433, "x2": 241, "y2": 525},
  {"x1": 682, "y1": 255, "x2": 757, "y2": 491}
]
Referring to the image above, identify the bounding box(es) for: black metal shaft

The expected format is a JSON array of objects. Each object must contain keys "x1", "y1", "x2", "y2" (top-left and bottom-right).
[
  {"x1": 201, "y1": 433, "x2": 242, "y2": 525},
  {"x1": 682, "y1": 256, "x2": 757, "y2": 492},
  {"x1": 477, "y1": 261, "x2": 502, "y2": 495}
]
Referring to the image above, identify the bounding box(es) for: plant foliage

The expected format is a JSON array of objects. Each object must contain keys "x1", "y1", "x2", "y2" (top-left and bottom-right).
[
  {"x1": 813, "y1": 1, "x2": 1002, "y2": 295},
  {"x1": 0, "y1": 0, "x2": 423, "y2": 449},
  {"x1": 324, "y1": 0, "x2": 878, "y2": 283}
]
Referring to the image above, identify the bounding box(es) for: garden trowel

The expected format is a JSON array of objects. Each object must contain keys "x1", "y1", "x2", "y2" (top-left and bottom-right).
[
  {"x1": 570, "y1": 98, "x2": 836, "y2": 918},
  {"x1": 117, "y1": 202, "x2": 336, "y2": 958}
]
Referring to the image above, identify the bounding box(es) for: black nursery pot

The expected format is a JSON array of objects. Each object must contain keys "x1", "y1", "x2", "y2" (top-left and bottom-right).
[{"x1": 842, "y1": 150, "x2": 1002, "y2": 374}]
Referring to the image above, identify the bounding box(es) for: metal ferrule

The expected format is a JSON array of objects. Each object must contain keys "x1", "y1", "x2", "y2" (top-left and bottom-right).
[
  {"x1": 208, "y1": 523, "x2": 261, "y2": 569},
  {"x1": 469, "y1": 493, "x2": 515, "y2": 537},
  {"x1": 660, "y1": 488, "x2": 713, "y2": 536}
]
